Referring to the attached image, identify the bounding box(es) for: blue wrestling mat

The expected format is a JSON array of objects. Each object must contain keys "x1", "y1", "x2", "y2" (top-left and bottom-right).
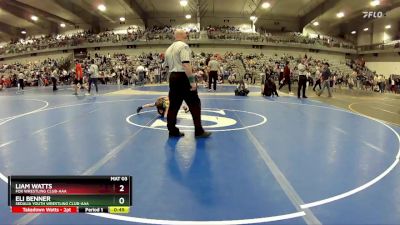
[{"x1": 0, "y1": 85, "x2": 399, "y2": 225}]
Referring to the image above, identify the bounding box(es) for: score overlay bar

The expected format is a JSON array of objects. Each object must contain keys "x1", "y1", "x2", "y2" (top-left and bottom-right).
[
  {"x1": 11, "y1": 206, "x2": 130, "y2": 214},
  {"x1": 8, "y1": 176, "x2": 132, "y2": 212}
]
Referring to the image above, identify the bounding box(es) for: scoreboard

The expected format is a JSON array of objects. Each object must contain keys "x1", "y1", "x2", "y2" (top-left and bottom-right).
[{"x1": 8, "y1": 176, "x2": 132, "y2": 214}]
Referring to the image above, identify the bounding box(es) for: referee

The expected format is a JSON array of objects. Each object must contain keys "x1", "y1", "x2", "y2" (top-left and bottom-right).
[
  {"x1": 297, "y1": 58, "x2": 308, "y2": 98},
  {"x1": 207, "y1": 55, "x2": 220, "y2": 92},
  {"x1": 164, "y1": 29, "x2": 211, "y2": 138}
]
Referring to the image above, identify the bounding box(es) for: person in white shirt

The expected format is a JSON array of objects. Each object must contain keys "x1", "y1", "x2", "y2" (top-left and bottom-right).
[
  {"x1": 348, "y1": 75, "x2": 355, "y2": 90},
  {"x1": 332, "y1": 73, "x2": 337, "y2": 91},
  {"x1": 164, "y1": 29, "x2": 210, "y2": 138},
  {"x1": 153, "y1": 67, "x2": 160, "y2": 83},
  {"x1": 17, "y1": 71, "x2": 25, "y2": 92},
  {"x1": 390, "y1": 76, "x2": 396, "y2": 93},
  {"x1": 313, "y1": 68, "x2": 321, "y2": 91},
  {"x1": 149, "y1": 69, "x2": 155, "y2": 84},
  {"x1": 297, "y1": 59, "x2": 308, "y2": 98},
  {"x1": 88, "y1": 59, "x2": 99, "y2": 94},
  {"x1": 136, "y1": 65, "x2": 146, "y2": 85},
  {"x1": 61, "y1": 69, "x2": 67, "y2": 84},
  {"x1": 228, "y1": 72, "x2": 236, "y2": 84},
  {"x1": 207, "y1": 56, "x2": 221, "y2": 92},
  {"x1": 51, "y1": 68, "x2": 58, "y2": 91},
  {"x1": 378, "y1": 75, "x2": 385, "y2": 93}
]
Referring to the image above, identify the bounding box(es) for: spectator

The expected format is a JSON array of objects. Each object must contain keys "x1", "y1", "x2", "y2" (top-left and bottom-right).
[
  {"x1": 228, "y1": 72, "x2": 236, "y2": 84},
  {"x1": 0, "y1": 75, "x2": 3, "y2": 91},
  {"x1": 88, "y1": 59, "x2": 99, "y2": 94},
  {"x1": 317, "y1": 63, "x2": 332, "y2": 97},
  {"x1": 51, "y1": 68, "x2": 58, "y2": 91},
  {"x1": 235, "y1": 80, "x2": 249, "y2": 96},
  {"x1": 17, "y1": 70, "x2": 25, "y2": 92},
  {"x1": 297, "y1": 59, "x2": 308, "y2": 98},
  {"x1": 207, "y1": 56, "x2": 221, "y2": 92}
]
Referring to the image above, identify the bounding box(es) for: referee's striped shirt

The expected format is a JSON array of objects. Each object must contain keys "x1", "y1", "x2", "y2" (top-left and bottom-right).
[{"x1": 165, "y1": 41, "x2": 191, "y2": 73}]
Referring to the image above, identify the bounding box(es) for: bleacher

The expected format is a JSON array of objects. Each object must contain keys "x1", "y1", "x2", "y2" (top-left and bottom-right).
[{"x1": 0, "y1": 26, "x2": 357, "y2": 57}]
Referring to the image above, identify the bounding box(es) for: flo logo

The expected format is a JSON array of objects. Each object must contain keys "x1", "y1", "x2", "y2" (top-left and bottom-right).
[
  {"x1": 126, "y1": 108, "x2": 267, "y2": 132},
  {"x1": 363, "y1": 11, "x2": 386, "y2": 19}
]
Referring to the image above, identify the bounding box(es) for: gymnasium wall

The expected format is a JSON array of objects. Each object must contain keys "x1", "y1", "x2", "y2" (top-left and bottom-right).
[
  {"x1": 357, "y1": 32, "x2": 373, "y2": 46},
  {"x1": 363, "y1": 52, "x2": 400, "y2": 77}
]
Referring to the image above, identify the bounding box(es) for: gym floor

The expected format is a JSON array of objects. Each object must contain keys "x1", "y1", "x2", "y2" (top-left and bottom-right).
[{"x1": 0, "y1": 84, "x2": 399, "y2": 225}]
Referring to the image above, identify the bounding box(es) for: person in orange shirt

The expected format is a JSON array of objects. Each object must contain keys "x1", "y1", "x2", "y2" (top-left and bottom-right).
[
  {"x1": 0, "y1": 76, "x2": 3, "y2": 91},
  {"x1": 73, "y1": 60, "x2": 84, "y2": 95}
]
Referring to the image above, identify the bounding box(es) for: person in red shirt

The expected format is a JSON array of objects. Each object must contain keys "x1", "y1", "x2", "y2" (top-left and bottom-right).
[
  {"x1": 278, "y1": 61, "x2": 293, "y2": 94},
  {"x1": 74, "y1": 60, "x2": 84, "y2": 95},
  {"x1": 0, "y1": 76, "x2": 3, "y2": 91},
  {"x1": 4, "y1": 76, "x2": 11, "y2": 88}
]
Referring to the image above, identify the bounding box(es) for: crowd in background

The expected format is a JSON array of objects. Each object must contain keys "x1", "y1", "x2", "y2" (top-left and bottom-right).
[
  {"x1": 0, "y1": 26, "x2": 200, "y2": 56},
  {"x1": 238, "y1": 53, "x2": 398, "y2": 94},
  {"x1": 0, "y1": 57, "x2": 70, "y2": 89},
  {"x1": 207, "y1": 27, "x2": 355, "y2": 49},
  {"x1": 0, "y1": 25, "x2": 359, "y2": 56},
  {"x1": 1, "y1": 50, "x2": 399, "y2": 95},
  {"x1": 0, "y1": 51, "x2": 185, "y2": 90}
]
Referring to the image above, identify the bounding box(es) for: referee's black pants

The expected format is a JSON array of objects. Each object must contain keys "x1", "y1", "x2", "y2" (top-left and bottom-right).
[
  {"x1": 51, "y1": 77, "x2": 57, "y2": 91},
  {"x1": 208, "y1": 71, "x2": 218, "y2": 90},
  {"x1": 168, "y1": 72, "x2": 204, "y2": 135},
  {"x1": 18, "y1": 79, "x2": 24, "y2": 90},
  {"x1": 297, "y1": 75, "x2": 307, "y2": 98}
]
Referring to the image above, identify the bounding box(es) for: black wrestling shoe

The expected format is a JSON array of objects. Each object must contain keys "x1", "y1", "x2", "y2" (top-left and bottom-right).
[
  {"x1": 303, "y1": 96, "x2": 308, "y2": 98},
  {"x1": 169, "y1": 132, "x2": 185, "y2": 137},
  {"x1": 195, "y1": 131, "x2": 212, "y2": 138},
  {"x1": 136, "y1": 106, "x2": 143, "y2": 114}
]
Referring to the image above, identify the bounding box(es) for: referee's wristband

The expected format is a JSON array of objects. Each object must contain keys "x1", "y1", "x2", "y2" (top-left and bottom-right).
[{"x1": 188, "y1": 75, "x2": 195, "y2": 83}]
